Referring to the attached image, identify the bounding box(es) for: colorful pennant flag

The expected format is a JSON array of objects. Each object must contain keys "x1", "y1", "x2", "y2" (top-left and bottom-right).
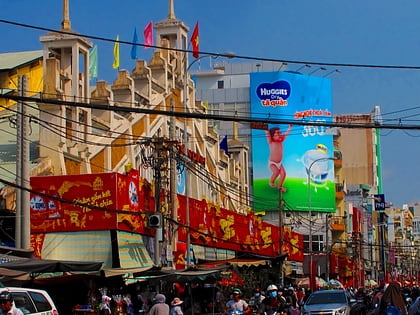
[
  {"x1": 131, "y1": 27, "x2": 138, "y2": 60},
  {"x1": 144, "y1": 21, "x2": 153, "y2": 49},
  {"x1": 89, "y1": 45, "x2": 98, "y2": 80},
  {"x1": 190, "y1": 21, "x2": 199, "y2": 58},
  {"x1": 112, "y1": 35, "x2": 120, "y2": 69}
]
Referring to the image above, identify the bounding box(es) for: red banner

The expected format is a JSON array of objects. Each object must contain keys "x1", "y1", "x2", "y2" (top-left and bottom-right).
[
  {"x1": 30, "y1": 170, "x2": 153, "y2": 233},
  {"x1": 30, "y1": 171, "x2": 303, "y2": 261}
]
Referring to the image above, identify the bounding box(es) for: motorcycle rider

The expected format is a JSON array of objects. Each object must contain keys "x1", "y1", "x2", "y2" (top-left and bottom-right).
[
  {"x1": 225, "y1": 288, "x2": 251, "y2": 315},
  {"x1": 248, "y1": 288, "x2": 265, "y2": 315},
  {"x1": 259, "y1": 284, "x2": 287, "y2": 315}
]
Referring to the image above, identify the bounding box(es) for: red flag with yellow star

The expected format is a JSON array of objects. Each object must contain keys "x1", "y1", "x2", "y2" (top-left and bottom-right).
[{"x1": 190, "y1": 21, "x2": 199, "y2": 58}]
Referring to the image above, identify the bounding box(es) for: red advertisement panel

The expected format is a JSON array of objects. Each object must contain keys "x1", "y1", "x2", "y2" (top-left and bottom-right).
[
  {"x1": 30, "y1": 171, "x2": 303, "y2": 261},
  {"x1": 175, "y1": 195, "x2": 304, "y2": 261},
  {"x1": 30, "y1": 170, "x2": 146, "y2": 233}
]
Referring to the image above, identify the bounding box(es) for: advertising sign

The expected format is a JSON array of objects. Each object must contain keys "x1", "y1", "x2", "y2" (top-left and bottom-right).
[
  {"x1": 30, "y1": 170, "x2": 150, "y2": 233},
  {"x1": 374, "y1": 194, "x2": 386, "y2": 211},
  {"x1": 175, "y1": 195, "x2": 304, "y2": 262},
  {"x1": 250, "y1": 71, "x2": 335, "y2": 212}
]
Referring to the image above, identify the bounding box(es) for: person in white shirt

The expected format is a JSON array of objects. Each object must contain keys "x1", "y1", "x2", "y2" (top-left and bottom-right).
[
  {"x1": 0, "y1": 291, "x2": 23, "y2": 315},
  {"x1": 225, "y1": 288, "x2": 250, "y2": 315}
]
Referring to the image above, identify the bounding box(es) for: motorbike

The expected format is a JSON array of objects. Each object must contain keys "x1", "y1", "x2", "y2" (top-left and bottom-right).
[{"x1": 227, "y1": 310, "x2": 244, "y2": 315}]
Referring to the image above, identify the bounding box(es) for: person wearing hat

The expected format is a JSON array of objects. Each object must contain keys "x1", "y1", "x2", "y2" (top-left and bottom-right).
[
  {"x1": 149, "y1": 294, "x2": 169, "y2": 315},
  {"x1": 0, "y1": 291, "x2": 23, "y2": 315},
  {"x1": 170, "y1": 298, "x2": 183, "y2": 315},
  {"x1": 225, "y1": 288, "x2": 250, "y2": 315}
]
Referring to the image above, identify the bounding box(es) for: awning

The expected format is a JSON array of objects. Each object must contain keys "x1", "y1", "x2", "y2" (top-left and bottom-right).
[
  {"x1": 38, "y1": 230, "x2": 154, "y2": 276},
  {"x1": 124, "y1": 266, "x2": 225, "y2": 285},
  {"x1": 0, "y1": 267, "x2": 31, "y2": 284},
  {"x1": 197, "y1": 258, "x2": 271, "y2": 268},
  {"x1": 0, "y1": 258, "x2": 103, "y2": 273}
]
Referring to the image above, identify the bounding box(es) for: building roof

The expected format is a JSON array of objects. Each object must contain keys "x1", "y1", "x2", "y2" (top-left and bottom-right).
[{"x1": 0, "y1": 50, "x2": 43, "y2": 71}]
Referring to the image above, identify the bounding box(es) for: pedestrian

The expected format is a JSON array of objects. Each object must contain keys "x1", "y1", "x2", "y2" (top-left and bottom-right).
[
  {"x1": 0, "y1": 291, "x2": 24, "y2": 315},
  {"x1": 378, "y1": 282, "x2": 407, "y2": 315},
  {"x1": 170, "y1": 298, "x2": 183, "y2": 315},
  {"x1": 149, "y1": 294, "x2": 169, "y2": 315},
  {"x1": 408, "y1": 287, "x2": 420, "y2": 315}
]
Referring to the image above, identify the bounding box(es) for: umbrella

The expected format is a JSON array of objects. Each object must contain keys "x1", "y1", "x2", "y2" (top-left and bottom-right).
[
  {"x1": 297, "y1": 277, "x2": 327, "y2": 289},
  {"x1": 365, "y1": 279, "x2": 378, "y2": 287},
  {"x1": 327, "y1": 279, "x2": 345, "y2": 289}
]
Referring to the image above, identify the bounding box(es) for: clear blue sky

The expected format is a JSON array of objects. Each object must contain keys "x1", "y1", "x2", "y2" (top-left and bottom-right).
[{"x1": 1, "y1": 1, "x2": 419, "y2": 207}]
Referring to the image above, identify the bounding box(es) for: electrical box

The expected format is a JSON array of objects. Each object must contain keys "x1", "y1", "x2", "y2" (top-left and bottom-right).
[{"x1": 148, "y1": 214, "x2": 162, "y2": 228}]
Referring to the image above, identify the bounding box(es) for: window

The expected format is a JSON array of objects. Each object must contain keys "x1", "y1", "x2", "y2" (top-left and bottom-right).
[
  {"x1": 303, "y1": 234, "x2": 324, "y2": 253},
  {"x1": 28, "y1": 291, "x2": 52, "y2": 312},
  {"x1": 217, "y1": 80, "x2": 224, "y2": 89},
  {"x1": 11, "y1": 293, "x2": 36, "y2": 314}
]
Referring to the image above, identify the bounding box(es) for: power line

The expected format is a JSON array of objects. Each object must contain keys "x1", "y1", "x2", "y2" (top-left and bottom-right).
[
  {"x1": 1, "y1": 19, "x2": 420, "y2": 71},
  {"x1": 2, "y1": 94, "x2": 419, "y2": 130}
]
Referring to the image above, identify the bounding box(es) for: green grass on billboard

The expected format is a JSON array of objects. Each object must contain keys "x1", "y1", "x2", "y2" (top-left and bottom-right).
[{"x1": 253, "y1": 178, "x2": 336, "y2": 213}]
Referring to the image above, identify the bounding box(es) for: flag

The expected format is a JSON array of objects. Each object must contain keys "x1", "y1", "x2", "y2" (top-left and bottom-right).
[
  {"x1": 219, "y1": 135, "x2": 229, "y2": 156},
  {"x1": 112, "y1": 35, "x2": 120, "y2": 69},
  {"x1": 89, "y1": 45, "x2": 98, "y2": 80},
  {"x1": 190, "y1": 21, "x2": 199, "y2": 58},
  {"x1": 130, "y1": 27, "x2": 138, "y2": 60},
  {"x1": 144, "y1": 21, "x2": 153, "y2": 49}
]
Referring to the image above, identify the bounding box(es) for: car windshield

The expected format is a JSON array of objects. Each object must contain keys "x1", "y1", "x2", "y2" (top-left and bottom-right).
[{"x1": 306, "y1": 292, "x2": 346, "y2": 305}]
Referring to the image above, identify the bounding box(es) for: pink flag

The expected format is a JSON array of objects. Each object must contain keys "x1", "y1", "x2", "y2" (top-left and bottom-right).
[{"x1": 144, "y1": 21, "x2": 153, "y2": 49}]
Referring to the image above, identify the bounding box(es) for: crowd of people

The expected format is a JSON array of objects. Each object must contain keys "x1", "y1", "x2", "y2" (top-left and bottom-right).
[
  {"x1": 3, "y1": 280, "x2": 420, "y2": 315},
  {"x1": 89, "y1": 282, "x2": 420, "y2": 315}
]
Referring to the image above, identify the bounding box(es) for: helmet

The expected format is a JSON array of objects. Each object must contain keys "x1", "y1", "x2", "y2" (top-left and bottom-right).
[
  {"x1": 0, "y1": 291, "x2": 13, "y2": 302},
  {"x1": 232, "y1": 288, "x2": 242, "y2": 295},
  {"x1": 267, "y1": 284, "x2": 278, "y2": 291}
]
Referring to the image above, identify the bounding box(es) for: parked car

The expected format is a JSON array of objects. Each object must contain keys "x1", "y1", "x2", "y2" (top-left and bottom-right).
[
  {"x1": 0, "y1": 287, "x2": 59, "y2": 315},
  {"x1": 300, "y1": 289, "x2": 356, "y2": 315}
]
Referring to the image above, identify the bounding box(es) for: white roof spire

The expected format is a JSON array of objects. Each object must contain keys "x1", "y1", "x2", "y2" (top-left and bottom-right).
[
  {"x1": 168, "y1": 0, "x2": 175, "y2": 19},
  {"x1": 62, "y1": 0, "x2": 71, "y2": 30}
]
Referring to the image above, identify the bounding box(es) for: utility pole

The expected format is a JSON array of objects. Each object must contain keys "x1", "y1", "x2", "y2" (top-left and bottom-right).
[
  {"x1": 325, "y1": 214, "x2": 330, "y2": 281},
  {"x1": 140, "y1": 136, "x2": 174, "y2": 265},
  {"x1": 279, "y1": 189, "x2": 284, "y2": 287},
  {"x1": 16, "y1": 75, "x2": 30, "y2": 249},
  {"x1": 169, "y1": 99, "x2": 177, "y2": 267}
]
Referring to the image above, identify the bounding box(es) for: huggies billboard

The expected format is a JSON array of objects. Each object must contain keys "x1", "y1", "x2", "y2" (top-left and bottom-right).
[{"x1": 250, "y1": 71, "x2": 335, "y2": 213}]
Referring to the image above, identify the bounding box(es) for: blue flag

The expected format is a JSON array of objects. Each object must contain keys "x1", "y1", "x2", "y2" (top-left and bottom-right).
[
  {"x1": 131, "y1": 27, "x2": 138, "y2": 60},
  {"x1": 220, "y1": 135, "x2": 229, "y2": 156}
]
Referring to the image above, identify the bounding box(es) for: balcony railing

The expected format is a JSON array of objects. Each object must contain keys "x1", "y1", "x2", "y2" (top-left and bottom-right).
[{"x1": 331, "y1": 216, "x2": 346, "y2": 231}]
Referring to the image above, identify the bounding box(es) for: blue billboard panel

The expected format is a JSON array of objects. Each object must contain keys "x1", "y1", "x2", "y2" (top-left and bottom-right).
[{"x1": 250, "y1": 71, "x2": 335, "y2": 212}]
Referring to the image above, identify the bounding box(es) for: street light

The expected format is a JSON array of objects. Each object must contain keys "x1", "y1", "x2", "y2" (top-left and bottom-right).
[
  {"x1": 183, "y1": 52, "x2": 234, "y2": 267},
  {"x1": 307, "y1": 157, "x2": 335, "y2": 292}
]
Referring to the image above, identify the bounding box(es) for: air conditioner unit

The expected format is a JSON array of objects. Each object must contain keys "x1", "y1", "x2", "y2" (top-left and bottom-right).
[{"x1": 148, "y1": 214, "x2": 162, "y2": 228}]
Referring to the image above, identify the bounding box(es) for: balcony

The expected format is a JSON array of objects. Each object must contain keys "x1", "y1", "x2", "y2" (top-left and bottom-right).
[
  {"x1": 331, "y1": 216, "x2": 346, "y2": 232},
  {"x1": 333, "y1": 150, "x2": 343, "y2": 167},
  {"x1": 335, "y1": 183, "x2": 345, "y2": 199}
]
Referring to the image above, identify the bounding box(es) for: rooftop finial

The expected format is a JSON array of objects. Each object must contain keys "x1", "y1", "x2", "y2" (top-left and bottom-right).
[
  {"x1": 62, "y1": 0, "x2": 71, "y2": 30},
  {"x1": 168, "y1": 0, "x2": 175, "y2": 19}
]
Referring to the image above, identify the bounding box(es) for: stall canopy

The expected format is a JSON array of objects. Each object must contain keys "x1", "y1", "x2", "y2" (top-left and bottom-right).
[
  {"x1": 0, "y1": 257, "x2": 103, "y2": 273},
  {"x1": 197, "y1": 253, "x2": 287, "y2": 269}
]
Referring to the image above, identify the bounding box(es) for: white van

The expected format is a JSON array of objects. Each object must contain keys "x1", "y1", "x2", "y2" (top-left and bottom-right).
[{"x1": 0, "y1": 287, "x2": 59, "y2": 315}]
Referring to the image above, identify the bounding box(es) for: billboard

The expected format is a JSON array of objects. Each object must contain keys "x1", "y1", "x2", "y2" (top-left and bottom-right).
[
  {"x1": 250, "y1": 71, "x2": 335, "y2": 212},
  {"x1": 30, "y1": 170, "x2": 154, "y2": 233}
]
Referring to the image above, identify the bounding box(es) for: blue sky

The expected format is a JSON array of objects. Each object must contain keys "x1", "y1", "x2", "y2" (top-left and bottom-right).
[{"x1": 1, "y1": 1, "x2": 419, "y2": 207}]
